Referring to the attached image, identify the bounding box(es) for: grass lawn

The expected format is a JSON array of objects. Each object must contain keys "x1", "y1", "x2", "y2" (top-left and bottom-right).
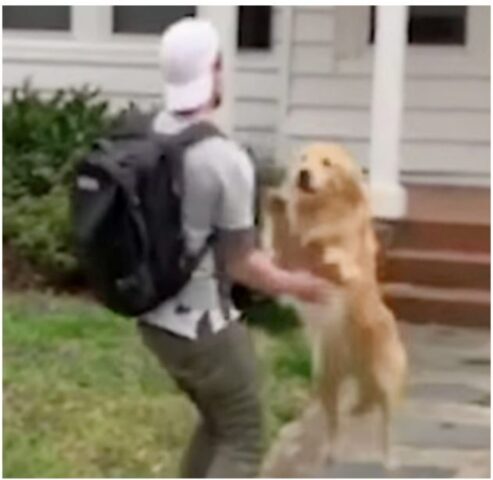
[{"x1": 3, "y1": 291, "x2": 311, "y2": 478}]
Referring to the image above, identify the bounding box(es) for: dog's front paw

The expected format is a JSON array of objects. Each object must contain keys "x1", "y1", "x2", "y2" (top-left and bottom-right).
[
  {"x1": 265, "y1": 188, "x2": 287, "y2": 214},
  {"x1": 340, "y1": 263, "x2": 360, "y2": 282},
  {"x1": 323, "y1": 249, "x2": 360, "y2": 283}
]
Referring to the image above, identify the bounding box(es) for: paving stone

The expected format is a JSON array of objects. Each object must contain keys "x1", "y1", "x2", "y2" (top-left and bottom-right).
[
  {"x1": 402, "y1": 323, "x2": 489, "y2": 355},
  {"x1": 411, "y1": 369, "x2": 490, "y2": 392},
  {"x1": 261, "y1": 324, "x2": 491, "y2": 478},
  {"x1": 403, "y1": 400, "x2": 490, "y2": 426},
  {"x1": 316, "y1": 461, "x2": 455, "y2": 478},
  {"x1": 409, "y1": 347, "x2": 490, "y2": 373},
  {"x1": 410, "y1": 382, "x2": 489, "y2": 404},
  {"x1": 396, "y1": 417, "x2": 490, "y2": 450},
  {"x1": 472, "y1": 393, "x2": 490, "y2": 407},
  {"x1": 455, "y1": 450, "x2": 491, "y2": 478},
  {"x1": 461, "y1": 356, "x2": 491, "y2": 367},
  {"x1": 402, "y1": 324, "x2": 489, "y2": 350}
]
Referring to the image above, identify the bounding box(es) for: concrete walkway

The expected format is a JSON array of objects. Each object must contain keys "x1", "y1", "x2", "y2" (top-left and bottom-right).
[{"x1": 262, "y1": 323, "x2": 490, "y2": 478}]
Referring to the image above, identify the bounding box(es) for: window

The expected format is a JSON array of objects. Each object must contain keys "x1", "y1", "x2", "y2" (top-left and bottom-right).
[
  {"x1": 113, "y1": 6, "x2": 196, "y2": 35},
  {"x1": 3, "y1": 6, "x2": 70, "y2": 31},
  {"x1": 114, "y1": 6, "x2": 273, "y2": 49},
  {"x1": 238, "y1": 6, "x2": 272, "y2": 50},
  {"x1": 369, "y1": 6, "x2": 467, "y2": 45}
]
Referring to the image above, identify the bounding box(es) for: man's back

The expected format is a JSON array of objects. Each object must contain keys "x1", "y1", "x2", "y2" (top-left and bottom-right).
[{"x1": 140, "y1": 110, "x2": 256, "y2": 339}]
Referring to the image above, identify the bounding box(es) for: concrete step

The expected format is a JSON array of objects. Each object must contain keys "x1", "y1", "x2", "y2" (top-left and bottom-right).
[
  {"x1": 382, "y1": 249, "x2": 490, "y2": 290},
  {"x1": 387, "y1": 219, "x2": 490, "y2": 254},
  {"x1": 384, "y1": 283, "x2": 490, "y2": 328}
]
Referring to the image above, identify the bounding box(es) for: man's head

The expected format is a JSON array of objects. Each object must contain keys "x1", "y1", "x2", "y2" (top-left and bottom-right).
[{"x1": 159, "y1": 17, "x2": 222, "y2": 114}]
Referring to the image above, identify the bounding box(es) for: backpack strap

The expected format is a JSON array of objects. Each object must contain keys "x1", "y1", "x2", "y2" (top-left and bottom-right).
[
  {"x1": 173, "y1": 121, "x2": 223, "y2": 148},
  {"x1": 150, "y1": 118, "x2": 222, "y2": 147},
  {"x1": 152, "y1": 119, "x2": 223, "y2": 190},
  {"x1": 110, "y1": 108, "x2": 156, "y2": 140},
  {"x1": 154, "y1": 120, "x2": 224, "y2": 271},
  {"x1": 172, "y1": 120, "x2": 223, "y2": 189},
  {"x1": 175, "y1": 121, "x2": 224, "y2": 259}
]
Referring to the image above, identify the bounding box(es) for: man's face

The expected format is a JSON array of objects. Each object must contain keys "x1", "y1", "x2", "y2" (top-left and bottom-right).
[{"x1": 212, "y1": 54, "x2": 223, "y2": 109}]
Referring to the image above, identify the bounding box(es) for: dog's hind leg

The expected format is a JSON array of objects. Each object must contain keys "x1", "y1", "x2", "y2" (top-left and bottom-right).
[
  {"x1": 374, "y1": 349, "x2": 406, "y2": 471},
  {"x1": 378, "y1": 394, "x2": 399, "y2": 472},
  {"x1": 369, "y1": 308, "x2": 407, "y2": 470},
  {"x1": 321, "y1": 393, "x2": 341, "y2": 462},
  {"x1": 318, "y1": 366, "x2": 342, "y2": 463},
  {"x1": 351, "y1": 376, "x2": 377, "y2": 416}
]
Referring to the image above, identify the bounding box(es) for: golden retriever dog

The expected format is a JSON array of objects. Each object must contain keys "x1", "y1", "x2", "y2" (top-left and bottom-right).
[{"x1": 263, "y1": 143, "x2": 407, "y2": 468}]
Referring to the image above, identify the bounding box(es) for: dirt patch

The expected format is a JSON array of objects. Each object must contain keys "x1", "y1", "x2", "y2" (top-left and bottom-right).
[
  {"x1": 3, "y1": 243, "x2": 45, "y2": 291},
  {"x1": 3, "y1": 243, "x2": 88, "y2": 296}
]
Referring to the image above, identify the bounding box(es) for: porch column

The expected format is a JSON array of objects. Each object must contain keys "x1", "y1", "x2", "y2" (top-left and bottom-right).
[
  {"x1": 72, "y1": 6, "x2": 112, "y2": 41},
  {"x1": 369, "y1": 6, "x2": 408, "y2": 219},
  {"x1": 198, "y1": 6, "x2": 237, "y2": 136}
]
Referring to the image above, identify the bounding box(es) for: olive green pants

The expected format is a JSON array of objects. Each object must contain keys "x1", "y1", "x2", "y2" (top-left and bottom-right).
[{"x1": 138, "y1": 319, "x2": 263, "y2": 478}]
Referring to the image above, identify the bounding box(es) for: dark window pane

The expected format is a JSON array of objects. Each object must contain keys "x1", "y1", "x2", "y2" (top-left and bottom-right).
[
  {"x1": 113, "y1": 6, "x2": 196, "y2": 34},
  {"x1": 3, "y1": 6, "x2": 70, "y2": 31},
  {"x1": 369, "y1": 6, "x2": 376, "y2": 44},
  {"x1": 369, "y1": 6, "x2": 467, "y2": 45},
  {"x1": 409, "y1": 6, "x2": 466, "y2": 45},
  {"x1": 238, "y1": 6, "x2": 272, "y2": 50}
]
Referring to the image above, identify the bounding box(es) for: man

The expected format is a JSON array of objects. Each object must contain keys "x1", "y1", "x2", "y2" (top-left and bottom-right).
[{"x1": 138, "y1": 17, "x2": 330, "y2": 478}]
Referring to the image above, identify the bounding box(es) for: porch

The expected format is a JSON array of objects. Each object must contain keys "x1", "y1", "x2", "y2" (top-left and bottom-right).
[
  {"x1": 378, "y1": 185, "x2": 490, "y2": 328},
  {"x1": 406, "y1": 184, "x2": 490, "y2": 225}
]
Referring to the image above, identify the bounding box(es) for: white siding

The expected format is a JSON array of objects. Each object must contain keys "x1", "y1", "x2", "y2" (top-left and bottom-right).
[
  {"x1": 3, "y1": 6, "x2": 285, "y2": 160},
  {"x1": 3, "y1": 6, "x2": 491, "y2": 185},
  {"x1": 232, "y1": 6, "x2": 283, "y2": 160},
  {"x1": 2, "y1": 61, "x2": 161, "y2": 97},
  {"x1": 293, "y1": 9, "x2": 335, "y2": 43},
  {"x1": 235, "y1": 100, "x2": 278, "y2": 131},
  {"x1": 282, "y1": 6, "x2": 491, "y2": 186},
  {"x1": 286, "y1": 107, "x2": 489, "y2": 143},
  {"x1": 291, "y1": 77, "x2": 490, "y2": 110},
  {"x1": 3, "y1": 49, "x2": 162, "y2": 116}
]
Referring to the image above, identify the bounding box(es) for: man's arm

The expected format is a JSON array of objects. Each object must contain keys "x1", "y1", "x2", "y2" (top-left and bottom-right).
[
  {"x1": 228, "y1": 248, "x2": 329, "y2": 303},
  {"x1": 218, "y1": 230, "x2": 329, "y2": 303},
  {"x1": 207, "y1": 139, "x2": 330, "y2": 303}
]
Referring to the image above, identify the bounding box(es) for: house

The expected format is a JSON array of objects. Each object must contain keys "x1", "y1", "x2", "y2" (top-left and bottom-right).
[{"x1": 3, "y1": 5, "x2": 490, "y2": 325}]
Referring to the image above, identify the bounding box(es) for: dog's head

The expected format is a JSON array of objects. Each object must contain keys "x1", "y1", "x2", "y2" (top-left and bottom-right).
[{"x1": 290, "y1": 143, "x2": 364, "y2": 204}]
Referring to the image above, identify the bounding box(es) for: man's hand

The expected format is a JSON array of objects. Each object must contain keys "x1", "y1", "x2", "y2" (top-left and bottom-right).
[
  {"x1": 285, "y1": 270, "x2": 332, "y2": 304},
  {"x1": 227, "y1": 249, "x2": 332, "y2": 304}
]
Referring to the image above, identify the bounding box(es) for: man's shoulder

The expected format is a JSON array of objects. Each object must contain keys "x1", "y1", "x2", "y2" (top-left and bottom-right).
[
  {"x1": 190, "y1": 134, "x2": 241, "y2": 158},
  {"x1": 187, "y1": 134, "x2": 253, "y2": 177},
  {"x1": 152, "y1": 110, "x2": 253, "y2": 177}
]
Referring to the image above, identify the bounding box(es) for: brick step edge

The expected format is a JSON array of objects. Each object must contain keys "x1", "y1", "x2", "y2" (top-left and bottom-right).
[
  {"x1": 382, "y1": 220, "x2": 490, "y2": 254},
  {"x1": 383, "y1": 283, "x2": 491, "y2": 328},
  {"x1": 382, "y1": 249, "x2": 490, "y2": 290}
]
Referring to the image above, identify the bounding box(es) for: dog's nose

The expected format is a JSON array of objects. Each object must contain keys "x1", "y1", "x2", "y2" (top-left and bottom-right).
[{"x1": 298, "y1": 169, "x2": 311, "y2": 190}]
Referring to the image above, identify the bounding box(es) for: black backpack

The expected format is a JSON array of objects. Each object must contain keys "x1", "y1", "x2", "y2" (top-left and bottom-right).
[{"x1": 71, "y1": 110, "x2": 221, "y2": 317}]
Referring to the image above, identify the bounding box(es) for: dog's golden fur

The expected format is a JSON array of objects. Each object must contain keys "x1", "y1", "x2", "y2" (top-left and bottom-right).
[{"x1": 263, "y1": 143, "x2": 407, "y2": 466}]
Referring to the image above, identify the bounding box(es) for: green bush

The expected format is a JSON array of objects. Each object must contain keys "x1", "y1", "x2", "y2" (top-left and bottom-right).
[
  {"x1": 2, "y1": 84, "x2": 285, "y2": 292},
  {"x1": 3, "y1": 84, "x2": 118, "y2": 283}
]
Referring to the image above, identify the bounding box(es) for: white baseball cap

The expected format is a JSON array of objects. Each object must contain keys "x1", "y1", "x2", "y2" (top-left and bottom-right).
[{"x1": 159, "y1": 17, "x2": 220, "y2": 112}]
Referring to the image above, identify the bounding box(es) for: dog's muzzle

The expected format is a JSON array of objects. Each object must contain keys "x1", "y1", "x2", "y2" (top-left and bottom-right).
[{"x1": 297, "y1": 169, "x2": 312, "y2": 192}]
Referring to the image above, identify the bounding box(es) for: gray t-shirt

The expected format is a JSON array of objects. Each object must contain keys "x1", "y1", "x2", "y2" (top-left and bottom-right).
[{"x1": 140, "y1": 111, "x2": 256, "y2": 339}]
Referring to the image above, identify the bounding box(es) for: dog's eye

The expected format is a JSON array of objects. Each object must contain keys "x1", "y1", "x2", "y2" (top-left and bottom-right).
[{"x1": 322, "y1": 158, "x2": 332, "y2": 167}]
